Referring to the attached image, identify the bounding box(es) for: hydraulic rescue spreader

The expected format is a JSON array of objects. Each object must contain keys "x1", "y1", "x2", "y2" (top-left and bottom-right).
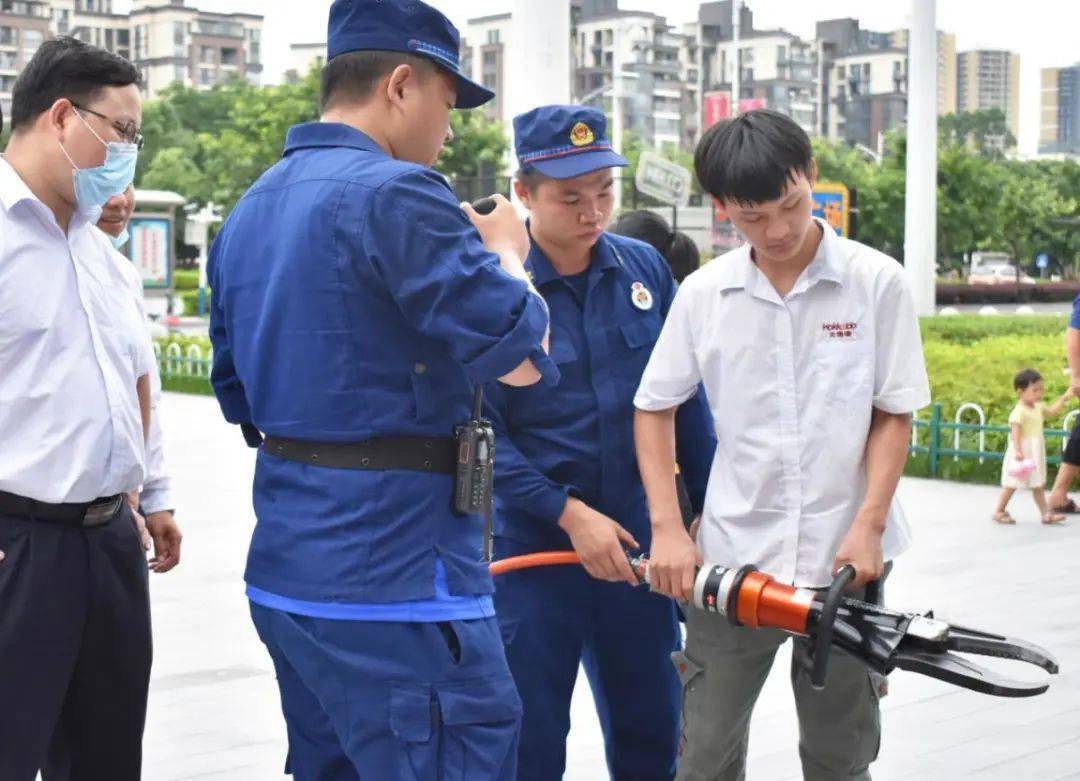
[{"x1": 489, "y1": 553, "x2": 1059, "y2": 698}]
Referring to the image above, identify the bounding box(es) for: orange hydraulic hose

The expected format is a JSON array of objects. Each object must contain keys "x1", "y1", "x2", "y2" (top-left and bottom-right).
[
  {"x1": 489, "y1": 551, "x2": 583, "y2": 576},
  {"x1": 489, "y1": 553, "x2": 813, "y2": 637}
]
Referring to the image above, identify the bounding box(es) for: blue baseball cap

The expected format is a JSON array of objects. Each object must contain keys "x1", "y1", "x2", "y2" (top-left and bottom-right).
[
  {"x1": 327, "y1": 0, "x2": 494, "y2": 110},
  {"x1": 514, "y1": 105, "x2": 628, "y2": 179}
]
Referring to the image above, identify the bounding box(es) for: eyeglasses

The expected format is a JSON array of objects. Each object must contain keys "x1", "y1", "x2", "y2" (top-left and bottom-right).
[{"x1": 70, "y1": 101, "x2": 144, "y2": 151}]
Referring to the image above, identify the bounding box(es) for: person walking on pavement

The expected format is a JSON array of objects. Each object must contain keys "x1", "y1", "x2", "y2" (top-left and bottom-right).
[{"x1": 207, "y1": 1, "x2": 555, "y2": 778}]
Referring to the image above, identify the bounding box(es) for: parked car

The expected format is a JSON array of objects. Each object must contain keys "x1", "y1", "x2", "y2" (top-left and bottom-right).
[{"x1": 968, "y1": 263, "x2": 1036, "y2": 285}]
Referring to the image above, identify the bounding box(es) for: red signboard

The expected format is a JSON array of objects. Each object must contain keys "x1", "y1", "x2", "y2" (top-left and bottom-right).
[{"x1": 703, "y1": 92, "x2": 730, "y2": 128}]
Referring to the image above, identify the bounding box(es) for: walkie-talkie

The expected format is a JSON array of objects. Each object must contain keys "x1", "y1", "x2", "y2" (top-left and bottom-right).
[
  {"x1": 453, "y1": 195, "x2": 502, "y2": 561},
  {"x1": 454, "y1": 386, "x2": 496, "y2": 560}
]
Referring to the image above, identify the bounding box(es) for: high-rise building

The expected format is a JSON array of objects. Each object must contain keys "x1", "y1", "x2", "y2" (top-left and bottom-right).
[
  {"x1": 460, "y1": 12, "x2": 510, "y2": 125},
  {"x1": 956, "y1": 49, "x2": 1020, "y2": 145},
  {"x1": 1040, "y1": 63, "x2": 1080, "y2": 156},
  {"x1": 572, "y1": 7, "x2": 687, "y2": 150},
  {"x1": 680, "y1": 1, "x2": 817, "y2": 150},
  {"x1": 285, "y1": 42, "x2": 325, "y2": 84},
  {"x1": 0, "y1": 0, "x2": 50, "y2": 119},
  {"x1": 890, "y1": 28, "x2": 956, "y2": 115},
  {"x1": 0, "y1": 0, "x2": 262, "y2": 117},
  {"x1": 816, "y1": 18, "x2": 907, "y2": 149},
  {"x1": 464, "y1": 2, "x2": 689, "y2": 152}
]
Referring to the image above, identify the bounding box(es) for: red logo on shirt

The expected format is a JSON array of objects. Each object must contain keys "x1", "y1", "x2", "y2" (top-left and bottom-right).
[{"x1": 822, "y1": 321, "x2": 858, "y2": 340}]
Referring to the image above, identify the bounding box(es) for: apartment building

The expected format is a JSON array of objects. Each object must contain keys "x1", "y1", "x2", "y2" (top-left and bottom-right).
[
  {"x1": 1040, "y1": 63, "x2": 1080, "y2": 156},
  {"x1": 957, "y1": 49, "x2": 1021, "y2": 145}
]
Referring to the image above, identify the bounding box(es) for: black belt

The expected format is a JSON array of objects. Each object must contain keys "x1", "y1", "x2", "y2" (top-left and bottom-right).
[
  {"x1": 0, "y1": 490, "x2": 124, "y2": 528},
  {"x1": 263, "y1": 435, "x2": 458, "y2": 474}
]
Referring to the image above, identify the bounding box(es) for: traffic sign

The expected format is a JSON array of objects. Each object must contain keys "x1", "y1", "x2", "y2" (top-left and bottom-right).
[{"x1": 635, "y1": 151, "x2": 692, "y2": 208}]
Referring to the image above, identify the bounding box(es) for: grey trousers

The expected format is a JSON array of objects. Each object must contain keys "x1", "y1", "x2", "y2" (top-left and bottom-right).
[{"x1": 673, "y1": 588, "x2": 887, "y2": 781}]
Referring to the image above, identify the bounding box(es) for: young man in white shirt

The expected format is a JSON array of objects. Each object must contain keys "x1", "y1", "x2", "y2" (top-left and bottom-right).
[{"x1": 634, "y1": 110, "x2": 930, "y2": 781}]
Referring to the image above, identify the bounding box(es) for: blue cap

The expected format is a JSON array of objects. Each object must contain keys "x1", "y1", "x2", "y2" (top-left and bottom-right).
[
  {"x1": 513, "y1": 105, "x2": 629, "y2": 179},
  {"x1": 327, "y1": 0, "x2": 493, "y2": 110}
]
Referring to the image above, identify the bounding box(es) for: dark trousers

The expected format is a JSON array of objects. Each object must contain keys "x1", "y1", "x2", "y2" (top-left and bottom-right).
[
  {"x1": 249, "y1": 604, "x2": 522, "y2": 780},
  {"x1": 494, "y1": 537, "x2": 682, "y2": 781},
  {"x1": 0, "y1": 503, "x2": 152, "y2": 781}
]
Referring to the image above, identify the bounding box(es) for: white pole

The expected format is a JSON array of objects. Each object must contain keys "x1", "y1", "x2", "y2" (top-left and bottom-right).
[
  {"x1": 903, "y1": 0, "x2": 938, "y2": 316},
  {"x1": 507, "y1": 0, "x2": 571, "y2": 207},
  {"x1": 731, "y1": 0, "x2": 741, "y2": 115}
]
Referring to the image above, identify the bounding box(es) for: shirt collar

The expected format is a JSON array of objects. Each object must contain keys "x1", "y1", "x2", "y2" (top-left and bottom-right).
[
  {"x1": 283, "y1": 122, "x2": 387, "y2": 157},
  {"x1": 525, "y1": 230, "x2": 620, "y2": 288},
  {"x1": 716, "y1": 218, "x2": 841, "y2": 293},
  {"x1": 0, "y1": 155, "x2": 40, "y2": 213}
]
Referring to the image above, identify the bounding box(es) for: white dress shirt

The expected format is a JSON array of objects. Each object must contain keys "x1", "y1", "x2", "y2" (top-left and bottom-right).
[
  {"x1": 0, "y1": 156, "x2": 151, "y2": 504},
  {"x1": 139, "y1": 353, "x2": 174, "y2": 515},
  {"x1": 635, "y1": 220, "x2": 931, "y2": 587}
]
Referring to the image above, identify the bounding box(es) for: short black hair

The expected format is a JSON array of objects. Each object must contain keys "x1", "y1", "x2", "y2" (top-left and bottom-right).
[
  {"x1": 1014, "y1": 369, "x2": 1043, "y2": 391},
  {"x1": 694, "y1": 109, "x2": 814, "y2": 207},
  {"x1": 610, "y1": 209, "x2": 700, "y2": 283},
  {"x1": 10, "y1": 37, "x2": 140, "y2": 132},
  {"x1": 515, "y1": 166, "x2": 546, "y2": 192},
  {"x1": 320, "y1": 50, "x2": 434, "y2": 111}
]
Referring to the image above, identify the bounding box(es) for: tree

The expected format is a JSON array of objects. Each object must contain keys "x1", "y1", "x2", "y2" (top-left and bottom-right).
[
  {"x1": 990, "y1": 161, "x2": 1077, "y2": 274},
  {"x1": 436, "y1": 109, "x2": 509, "y2": 180},
  {"x1": 939, "y1": 109, "x2": 1016, "y2": 158}
]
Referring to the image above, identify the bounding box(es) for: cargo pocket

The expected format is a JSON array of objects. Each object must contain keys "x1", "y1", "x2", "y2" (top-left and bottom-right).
[
  {"x1": 671, "y1": 649, "x2": 704, "y2": 759},
  {"x1": 390, "y1": 683, "x2": 437, "y2": 781},
  {"x1": 436, "y1": 674, "x2": 523, "y2": 781}
]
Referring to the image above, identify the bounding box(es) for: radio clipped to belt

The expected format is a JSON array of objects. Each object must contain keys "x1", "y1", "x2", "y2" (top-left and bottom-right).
[{"x1": 454, "y1": 385, "x2": 496, "y2": 562}]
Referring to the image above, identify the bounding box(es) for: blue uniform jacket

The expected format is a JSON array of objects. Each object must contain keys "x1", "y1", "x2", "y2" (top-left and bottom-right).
[
  {"x1": 485, "y1": 232, "x2": 716, "y2": 551},
  {"x1": 209, "y1": 122, "x2": 555, "y2": 603}
]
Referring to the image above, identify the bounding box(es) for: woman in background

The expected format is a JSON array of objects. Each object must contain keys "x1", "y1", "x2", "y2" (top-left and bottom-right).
[{"x1": 610, "y1": 209, "x2": 701, "y2": 282}]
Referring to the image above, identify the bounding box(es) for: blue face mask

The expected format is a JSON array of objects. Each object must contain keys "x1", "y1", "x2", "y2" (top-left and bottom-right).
[
  {"x1": 59, "y1": 110, "x2": 138, "y2": 210},
  {"x1": 111, "y1": 227, "x2": 130, "y2": 249}
]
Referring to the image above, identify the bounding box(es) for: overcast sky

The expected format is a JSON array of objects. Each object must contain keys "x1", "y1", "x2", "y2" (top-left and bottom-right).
[{"x1": 116, "y1": 0, "x2": 1080, "y2": 155}]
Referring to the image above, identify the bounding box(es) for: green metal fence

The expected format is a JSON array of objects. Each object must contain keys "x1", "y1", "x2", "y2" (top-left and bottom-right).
[
  {"x1": 154, "y1": 342, "x2": 214, "y2": 396},
  {"x1": 910, "y1": 402, "x2": 1078, "y2": 478}
]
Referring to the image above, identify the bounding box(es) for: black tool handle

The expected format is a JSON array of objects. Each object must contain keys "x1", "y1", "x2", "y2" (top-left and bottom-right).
[
  {"x1": 810, "y1": 565, "x2": 856, "y2": 689},
  {"x1": 471, "y1": 196, "x2": 498, "y2": 215}
]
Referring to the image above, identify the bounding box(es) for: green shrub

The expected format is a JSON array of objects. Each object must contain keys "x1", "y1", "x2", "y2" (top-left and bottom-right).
[
  {"x1": 173, "y1": 269, "x2": 200, "y2": 291},
  {"x1": 180, "y1": 289, "x2": 211, "y2": 316}
]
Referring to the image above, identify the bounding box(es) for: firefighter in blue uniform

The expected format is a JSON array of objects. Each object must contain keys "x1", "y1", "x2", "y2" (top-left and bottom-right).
[
  {"x1": 207, "y1": 1, "x2": 556, "y2": 778},
  {"x1": 487, "y1": 105, "x2": 717, "y2": 781}
]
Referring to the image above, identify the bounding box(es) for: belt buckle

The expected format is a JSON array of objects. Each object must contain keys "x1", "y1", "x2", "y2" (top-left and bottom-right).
[{"x1": 83, "y1": 496, "x2": 122, "y2": 528}]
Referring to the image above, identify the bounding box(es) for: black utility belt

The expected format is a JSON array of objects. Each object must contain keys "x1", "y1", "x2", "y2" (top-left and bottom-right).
[
  {"x1": 262, "y1": 435, "x2": 458, "y2": 474},
  {"x1": 0, "y1": 490, "x2": 123, "y2": 528}
]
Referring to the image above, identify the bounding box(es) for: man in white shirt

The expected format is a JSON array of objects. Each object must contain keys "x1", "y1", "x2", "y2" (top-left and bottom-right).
[
  {"x1": 0, "y1": 38, "x2": 175, "y2": 781},
  {"x1": 634, "y1": 110, "x2": 930, "y2": 781}
]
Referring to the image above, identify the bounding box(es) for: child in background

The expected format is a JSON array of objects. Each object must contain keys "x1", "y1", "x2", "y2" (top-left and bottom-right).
[{"x1": 994, "y1": 369, "x2": 1072, "y2": 525}]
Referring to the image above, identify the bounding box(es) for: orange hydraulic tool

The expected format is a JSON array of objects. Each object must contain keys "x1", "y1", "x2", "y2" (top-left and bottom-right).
[{"x1": 489, "y1": 552, "x2": 1059, "y2": 698}]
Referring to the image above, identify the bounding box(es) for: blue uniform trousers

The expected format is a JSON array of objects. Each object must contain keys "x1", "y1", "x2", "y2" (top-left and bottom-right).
[
  {"x1": 493, "y1": 538, "x2": 681, "y2": 781},
  {"x1": 250, "y1": 604, "x2": 522, "y2": 780}
]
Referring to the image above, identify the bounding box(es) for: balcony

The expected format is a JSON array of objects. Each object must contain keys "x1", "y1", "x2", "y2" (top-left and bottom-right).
[
  {"x1": 0, "y1": 1, "x2": 48, "y2": 18},
  {"x1": 191, "y1": 19, "x2": 244, "y2": 39}
]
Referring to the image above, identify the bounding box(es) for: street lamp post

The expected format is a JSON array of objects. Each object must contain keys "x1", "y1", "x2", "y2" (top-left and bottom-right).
[{"x1": 903, "y1": 0, "x2": 938, "y2": 316}]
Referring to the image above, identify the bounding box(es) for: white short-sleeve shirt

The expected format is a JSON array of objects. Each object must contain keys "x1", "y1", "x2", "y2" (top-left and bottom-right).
[
  {"x1": 634, "y1": 219, "x2": 931, "y2": 587},
  {"x1": 0, "y1": 156, "x2": 150, "y2": 504}
]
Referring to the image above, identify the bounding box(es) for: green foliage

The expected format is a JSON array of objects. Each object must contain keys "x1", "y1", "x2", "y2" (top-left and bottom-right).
[
  {"x1": 813, "y1": 131, "x2": 1080, "y2": 273},
  {"x1": 136, "y1": 66, "x2": 511, "y2": 219},
  {"x1": 180, "y1": 289, "x2": 210, "y2": 315},
  {"x1": 172, "y1": 269, "x2": 199, "y2": 290},
  {"x1": 909, "y1": 315, "x2": 1076, "y2": 484},
  {"x1": 938, "y1": 109, "x2": 1016, "y2": 156},
  {"x1": 436, "y1": 110, "x2": 509, "y2": 179}
]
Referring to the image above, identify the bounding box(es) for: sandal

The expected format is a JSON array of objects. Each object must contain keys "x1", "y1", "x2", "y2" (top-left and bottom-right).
[
  {"x1": 993, "y1": 511, "x2": 1016, "y2": 525},
  {"x1": 1050, "y1": 498, "x2": 1080, "y2": 514},
  {"x1": 1042, "y1": 512, "x2": 1067, "y2": 525}
]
